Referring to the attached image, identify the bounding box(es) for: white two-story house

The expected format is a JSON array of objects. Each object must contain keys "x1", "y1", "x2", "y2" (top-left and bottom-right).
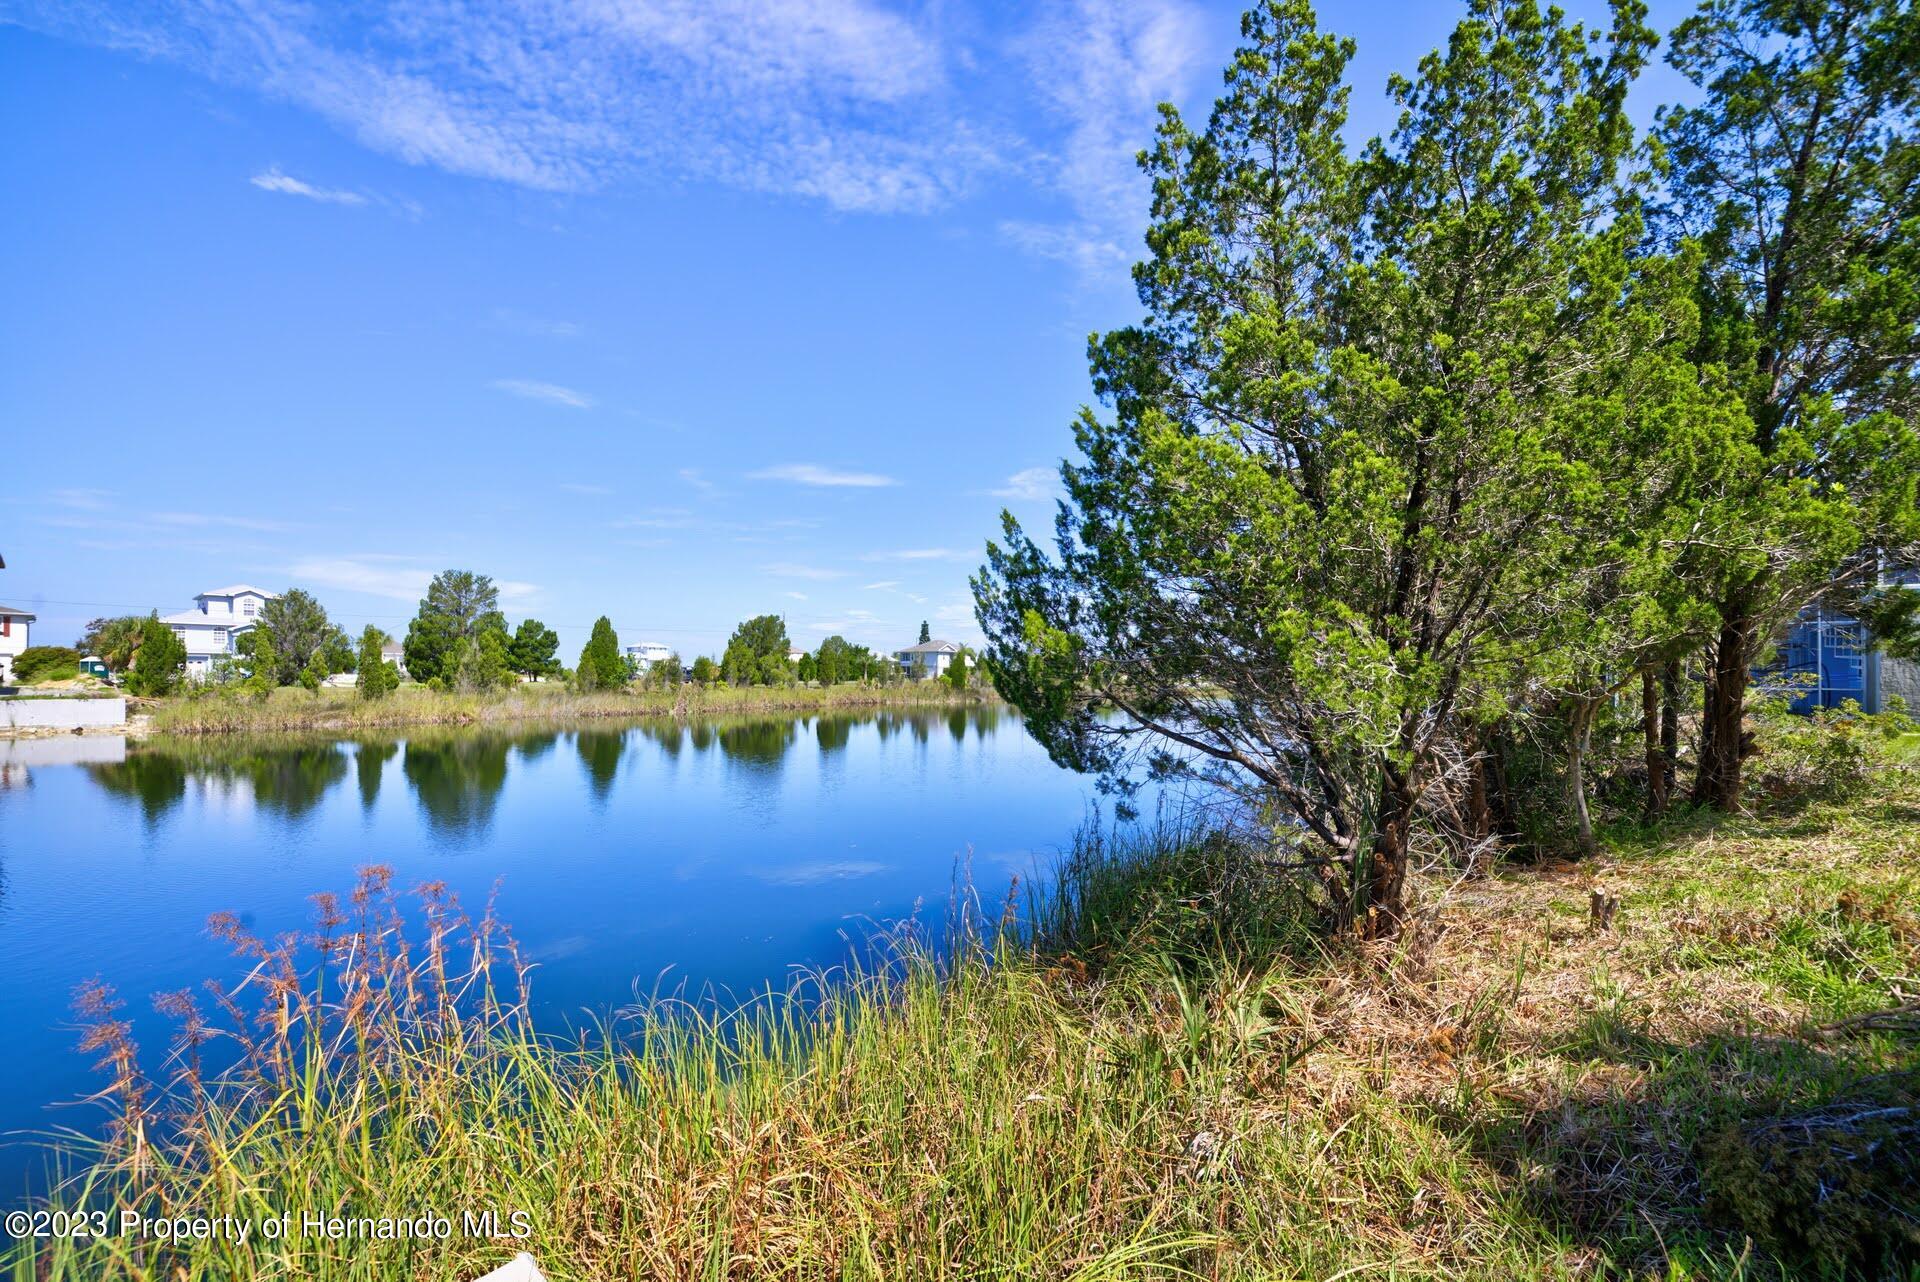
[
  {"x1": 160, "y1": 585, "x2": 278, "y2": 680},
  {"x1": 895, "y1": 639, "x2": 961, "y2": 680},
  {"x1": 624, "y1": 641, "x2": 671, "y2": 670},
  {"x1": 0, "y1": 603, "x2": 33, "y2": 684}
]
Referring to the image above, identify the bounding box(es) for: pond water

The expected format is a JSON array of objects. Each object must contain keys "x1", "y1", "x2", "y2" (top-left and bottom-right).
[{"x1": 0, "y1": 708, "x2": 1135, "y2": 1196}]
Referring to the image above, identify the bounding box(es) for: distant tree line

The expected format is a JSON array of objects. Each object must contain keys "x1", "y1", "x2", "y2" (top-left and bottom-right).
[{"x1": 91, "y1": 568, "x2": 977, "y2": 701}]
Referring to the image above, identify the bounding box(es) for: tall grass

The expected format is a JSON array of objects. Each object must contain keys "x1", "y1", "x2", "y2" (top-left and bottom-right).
[
  {"x1": 8, "y1": 795, "x2": 1918, "y2": 1279},
  {"x1": 146, "y1": 681, "x2": 989, "y2": 735}
]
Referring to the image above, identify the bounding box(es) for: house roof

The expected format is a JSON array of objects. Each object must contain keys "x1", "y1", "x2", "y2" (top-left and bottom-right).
[
  {"x1": 197, "y1": 585, "x2": 278, "y2": 599},
  {"x1": 0, "y1": 604, "x2": 35, "y2": 620},
  {"x1": 896, "y1": 640, "x2": 959, "y2": 654}
]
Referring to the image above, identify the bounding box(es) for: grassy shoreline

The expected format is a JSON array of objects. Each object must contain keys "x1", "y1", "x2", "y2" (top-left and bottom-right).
[
  {"x1": 8, "y1": 770, "x2": 1917, "y2": 1279},
  {"x1": 138, "y1": 681, "x2": 993, "y2": 736}
]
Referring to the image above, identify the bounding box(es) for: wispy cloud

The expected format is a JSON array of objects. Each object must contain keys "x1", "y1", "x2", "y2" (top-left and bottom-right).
[
  {"x1": 49, "y1": 487, "x2": 115, "y2": 511},
  {"x1": 611, "y1": 508, "x2": 697, "y2": 530},
  {"x1": 997, "y1": 220, "x2": 1128, "y2": 276},
  {"x1": 1005, "y1": 0, "x2": 1209, "y2": 278},
  {"x1": 750, "y1": 463, "x2": 897, "y2": 488},
  {"x1": 862, "y1": 547, "x2": 965, "y2": 562},
  {"x1": 250, "y1": 166, "x2": 366, "y2": 205},
  {"x1": 492, "y1": 379, "x2": 594, "y2": 409},
  {"x1": 862, "y1": 580, "x2": 901, "y2": 591},
  {"x1": 991, "y1": 466, "x2": 1058, "y2": 501},
  {"x1": 154, "y1": 511, "x2": 295, "y2": 532},
  {"x1": 489, "y1": 307, "x2": 581, "y2": 339},
  {"x1": 933, "y1": 597, "x2": 984, "y2": 640},
  {"x1": 559, "y1": 482, "x2": 612, "y2": 495},
  {"x1": 22, "y1": 0, "x2": 1003, "y2": 213},
  {"x1": 288, "y1": 556, "x2": 537, "y2": 604},
  {"x1": 289, "y1": 558, "x2": 433, "y2": 602},
  {"x1": 783, "y1": 591, "x2": 809, "y2": 601},
  {"x1": 762, "y1": 562, "x2": 846, "y2": 581}
]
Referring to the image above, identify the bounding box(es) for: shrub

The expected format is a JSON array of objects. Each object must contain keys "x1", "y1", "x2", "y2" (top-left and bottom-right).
[
  {"x1": 125, "y1": 615, "x2": 186, "y2": 696},
  {"x1": 1747, "y1": 697, "x2": 1915, "y2": 804},
  {"x1": 1699, "y1": 1070, "x2": 1920, "y2": 1279},
  {"x1": 12, "y1": 646, "x2": 80, "y2": 682}
]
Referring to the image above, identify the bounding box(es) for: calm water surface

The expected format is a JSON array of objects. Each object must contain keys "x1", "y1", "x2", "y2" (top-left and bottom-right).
[{"x1": 0, "y1": 708, "x2": 1131, "y2": 1195}]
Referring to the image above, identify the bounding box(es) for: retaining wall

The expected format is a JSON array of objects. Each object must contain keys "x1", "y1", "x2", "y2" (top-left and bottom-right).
[{"x1": 0, "y1": 697, "x2": 128, "y2": 730}]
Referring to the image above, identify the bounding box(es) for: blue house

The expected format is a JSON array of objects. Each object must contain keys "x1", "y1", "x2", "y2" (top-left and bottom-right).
[{"x1": 1757, "y1": 566, "x2": 1920, "y2": 713}]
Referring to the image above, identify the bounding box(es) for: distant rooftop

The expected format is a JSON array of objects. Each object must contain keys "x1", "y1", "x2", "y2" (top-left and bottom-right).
[
  {"x1": 0, "y1": 604, "x2": 35, "y2": 619},
  {"x1": 197, "y1": 585, "x2": 278, "y2": 599},
  {"x1": 896, "y1": 640, "x2": 959, "y2": 654}
]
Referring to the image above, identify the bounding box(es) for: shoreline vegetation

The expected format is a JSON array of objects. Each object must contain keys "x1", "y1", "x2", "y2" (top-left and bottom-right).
[
  {"x1": 136, "y1": 681, "x2": 995, "y2": 736},
  {"x1": 9, "y1": 729, "x2": 1917, "y2": 1280}
]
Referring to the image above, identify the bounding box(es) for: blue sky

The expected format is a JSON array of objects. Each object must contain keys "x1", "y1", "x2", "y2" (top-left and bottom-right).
[{"x1": 0, "y1": 0, "x2": 1695, "y2": 662}]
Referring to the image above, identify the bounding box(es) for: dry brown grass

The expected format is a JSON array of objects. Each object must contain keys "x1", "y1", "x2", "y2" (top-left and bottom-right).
[{"x1": 9, "y1": 781, "x2": 1917, "y2": 1280}]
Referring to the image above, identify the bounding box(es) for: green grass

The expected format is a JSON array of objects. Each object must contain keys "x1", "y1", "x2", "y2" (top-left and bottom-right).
[
  {"x1": 7, "y1": 778, "x2": 1918, "y2": 1279},
  {"x1": 143, "y1": 680, "x2": 989, "y2": 735},
  {"x1": 15, "y1": 664, "x2": 81, "y2": 685}
]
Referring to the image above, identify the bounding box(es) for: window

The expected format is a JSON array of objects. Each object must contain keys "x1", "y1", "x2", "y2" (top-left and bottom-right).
[
  {"x1": 243, "y1": 598, "x2": 257, "y2": 617},
  {"x1": 212, "y1": 629, "x2": 226, "y2": 645}
]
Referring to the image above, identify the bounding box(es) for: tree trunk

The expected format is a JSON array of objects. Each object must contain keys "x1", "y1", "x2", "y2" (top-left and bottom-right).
[
  {"x1": 1463, "y1": 750, "x2": 1494, "y2": 873},
  {"x1": 1660, "y1": 659, "x2": 1680, "y2": 802},
  {"x1": 1642, "y1": 665, "x2": 1667, "y2": 817},
  {"x1": 1484, "y1": 732, "x2": 1519, "y2": 839},
  {"x1": 1359, "y1": 772, "x2": 1414, "y2": 937},
  {"x1": 1567, "y1": 698, "x2": 1596, "y2": 858},
  {"x1": 1694, "y1": 614, "x2": 1754, "y2": 812}
]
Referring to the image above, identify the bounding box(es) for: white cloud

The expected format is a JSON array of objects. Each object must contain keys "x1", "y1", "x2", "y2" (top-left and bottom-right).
[
  {"x1": 559, "y1": 482, "x2": 612, "y2": 495},
  {"x1": 492, "y1": 379, "x2": 594, "y2": 409},
  {"x1": 803, "y1": 607, "x2": 895, "y2": 646},
  {"x1": 289, "y1": 558, "x2": 433, "y2": 602},
  {"x1": 250, "y1": 166, "x2": 367, "y2": 205},
  {"x1": 783, "y1": 591, "x2": 809, "y2": 601},
  {"x1": 762, "y1": 562, "x2": 846, "y2": 581},
  {"x1": 991, "y1": 466, "x2": 1058, "y2": 501},
  {"x1": 933, "y1": 597, "x2": 983, "y2": 642},
  {"x1": 750, "y1": 463, "x2": 897, "y2": 488},
  {"x1": 1006, "y1": 0, "x2": 1209, "y2": 278},
  {"x1": 997, "y1": 220, "x2": 1127, "y2": 276},
  {"x1": 288, "y1": 557, "x2": 538, "y2": 604},
  {"x1": 153, "y1": 511, "x2": 295, "y2": 532},
  {"x1": 610, "y1": 508, "x2": 696, "y2": 530},
  {"x1": 863, "y1": 580, "x2": 900, "y2": 591},
  {"x1": 49, "y1": 487, "x2": 115, "y2": 511},
  {"x1": 863, "y1": 547, "x2": 965, "y2": 562},
  {"x1": 23, "y1": 0, "x2": 1001, "y2": 213},
  {"x1": 489, "y1": 307, "x2": 581, "y2": 338}
]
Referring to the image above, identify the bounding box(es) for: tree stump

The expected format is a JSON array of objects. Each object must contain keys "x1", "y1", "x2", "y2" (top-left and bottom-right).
[{"x1": 1589, "y1": 887, "x2": 1619, "y2": 933}]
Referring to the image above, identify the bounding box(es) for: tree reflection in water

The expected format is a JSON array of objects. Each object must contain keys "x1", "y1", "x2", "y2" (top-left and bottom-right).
[
  {"x1": 574, "y1": 730, "x2": 625, "y2": 803},
  {"x1": 402, "y1": 733, "x2": 514, "y2": 841},
  {"x1": 88, "y1": 742, "x2": 347, "y2": 825},
  {"x1": 77, "y1": 709, "x2": 1010, "y2": 834}
]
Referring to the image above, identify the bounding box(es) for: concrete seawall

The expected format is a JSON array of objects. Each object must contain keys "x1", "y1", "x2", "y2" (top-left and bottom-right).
[{"x1": 0, "y1": 696, "x2": 128, "y2": 731}]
